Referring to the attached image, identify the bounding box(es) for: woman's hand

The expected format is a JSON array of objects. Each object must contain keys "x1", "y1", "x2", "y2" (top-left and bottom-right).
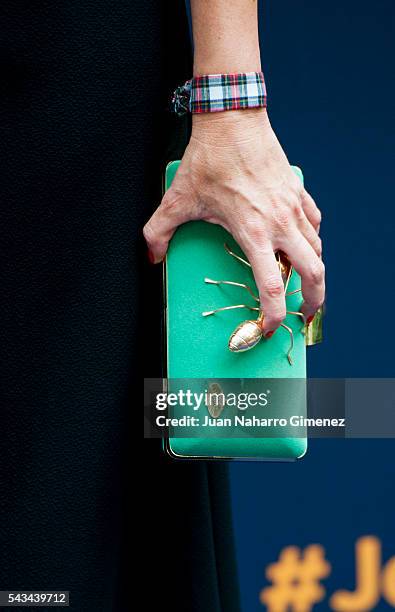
[{"x1": 143, "y1": 109, "x2": 324, "y2": 335}]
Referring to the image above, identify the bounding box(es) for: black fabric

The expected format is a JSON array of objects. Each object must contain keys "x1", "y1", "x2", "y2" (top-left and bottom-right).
[
  {"x1": 0, "y1": 1, "x2": 240, "y2": 610},
  {"x1": 143, "y1": 444, "x2": 241, "y2": 612}
]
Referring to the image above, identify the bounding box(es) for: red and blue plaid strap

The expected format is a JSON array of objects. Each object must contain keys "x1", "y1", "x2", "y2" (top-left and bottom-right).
[{"x1": 171, "y1": 72, "x2": 267, "y2": 116}]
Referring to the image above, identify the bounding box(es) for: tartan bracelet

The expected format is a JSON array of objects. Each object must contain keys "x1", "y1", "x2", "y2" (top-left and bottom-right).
[{"x1": 171, "y1": 71, "x2": 267, "y2": 116}]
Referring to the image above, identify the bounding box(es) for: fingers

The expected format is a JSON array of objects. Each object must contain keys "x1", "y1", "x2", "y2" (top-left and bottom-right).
[
  {"x1": 239, "y1": 240, "x2": 286, "y2": 336},
  {"x1": 279, "y1": 229, "x2": 325, "y2": 321},
  {"x1": 143, "y1": 189, "x2": 191, "y2": 263},
  {"x1": 301, "y1": 190, "x2": 322, "y2": 233},
  {"x1": 297, "y1": 211, "x2": 322, "y2": 257}
]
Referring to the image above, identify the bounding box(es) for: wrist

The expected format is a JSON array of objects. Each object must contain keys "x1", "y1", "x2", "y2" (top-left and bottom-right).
[
  {"x1": 193, "y1": 56, "x2": 261, "y2": 77},
  {"x1": 191, "y1": 107, "x2": 271, "y2": 143}
]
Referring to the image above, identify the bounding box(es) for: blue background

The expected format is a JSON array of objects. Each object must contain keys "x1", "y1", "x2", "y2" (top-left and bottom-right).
[{"x1": 227, "y1": 1, "x2": 395, "y2": 610}]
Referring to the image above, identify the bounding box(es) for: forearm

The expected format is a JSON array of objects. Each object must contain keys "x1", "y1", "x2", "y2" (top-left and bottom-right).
[{"x1": 190, "y1": 0, "x2": 261, "y2": 75}]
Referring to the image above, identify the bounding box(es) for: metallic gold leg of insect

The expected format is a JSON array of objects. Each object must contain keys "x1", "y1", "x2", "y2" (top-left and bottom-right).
[
  {"x1": 202, "y1": 304, "x2": 259, "y2": 317},
  {"x1": 284, "y1": 266, "x2": 293, "y2": 294},
  {"x1": 286, "y1": 311, "x2": 304, "y2": 319},
  {"x1": 280, "y1": 323, "x2": 294, "y2": 365},
  {"x1": 224, "y1": 243, "x2": 252, "y2": 268},
  {"x1": 204, "y1": 278, "x2": 259, "y2": 302}
]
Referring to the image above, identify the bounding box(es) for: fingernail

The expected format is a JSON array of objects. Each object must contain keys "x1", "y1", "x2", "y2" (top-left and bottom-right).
[
  {"x1": 265, "y1": 331, "x2": 274, "y2": 338},
  {"x1": 147, "y1": 249, "x2": 155, "y2": 264},
  {"x1": 306, "y1": 315, "x2": 314, "y2": 325}
]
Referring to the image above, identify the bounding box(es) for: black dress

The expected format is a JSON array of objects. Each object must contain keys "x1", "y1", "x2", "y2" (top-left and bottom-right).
[{"x1": 0, "y1": 2, "x2": 240, "y2": 610}]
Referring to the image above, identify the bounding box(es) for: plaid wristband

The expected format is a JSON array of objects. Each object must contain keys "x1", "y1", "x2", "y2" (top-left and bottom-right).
[{"x1": 171, "y1": 71, "x2": 267, "y2": 116}]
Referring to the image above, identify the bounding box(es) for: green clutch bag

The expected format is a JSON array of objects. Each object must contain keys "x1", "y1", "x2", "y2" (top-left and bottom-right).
[{"x1": 164, "y1": 161, "x2": 308, "y2": 460}]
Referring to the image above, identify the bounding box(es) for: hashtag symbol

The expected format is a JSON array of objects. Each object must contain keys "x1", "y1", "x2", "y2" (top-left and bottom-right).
[{"x1": 260, "y1": 545, "x2": 331, "y2": 612}]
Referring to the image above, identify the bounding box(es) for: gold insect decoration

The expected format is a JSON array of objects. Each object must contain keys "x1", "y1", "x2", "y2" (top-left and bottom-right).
[{"x1": 202, "y1": 244, "x2": 305, "y2": 365}]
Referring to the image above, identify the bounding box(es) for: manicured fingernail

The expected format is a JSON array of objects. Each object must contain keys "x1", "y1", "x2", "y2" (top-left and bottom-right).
[
  {"x1": 265, "y1": 331, "x2": 274, "y2": 338},
  {"x1": 306, "y1": 315, "x2": 314, "y2": 325},
  {"x1": 147, "y1": 249, "x2": 155, "y2": 264}
]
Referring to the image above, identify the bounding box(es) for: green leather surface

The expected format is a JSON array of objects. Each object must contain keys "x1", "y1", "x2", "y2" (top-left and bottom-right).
[{"x1": 165, "y1": 161, "x2": 307, "y2": 460}]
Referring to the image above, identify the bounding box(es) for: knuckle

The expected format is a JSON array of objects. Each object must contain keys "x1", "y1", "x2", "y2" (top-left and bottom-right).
[
  {"x1": 267, "y1": 309, "x2": 286, "y2": 327},
  {"x1": 143, "y1": 222, "x2": 155, "y2": 245},
  {"x1": 303, "y1": 191, "x2": 322, "y2": 223},
  {"x1": 244, "y1": 219, "x2": 268, "y2": 244},
  {"x1": 309, "y1": 295, "x2": 325, "y2": 310},
  {"x1": 313, "y1": 208, "x2": 322, "y2": 226},
  {"x1": 314, "y1": 237, "x2": 323, "y2": 257},
  {"x1": 307, "y1": 260, "x2": 325, "y2": 284},
  {"x1": 163, "y1": 184, "x2": 191, "y2": 215},
  {"x1": 161, "y1": 191, "x2": 179, "y2": 213},
  {"x1": 272, "y1": 207, "x2": 291, "y2": 232},
  {"x1": 263, "y1": 274, "x2": 284, "y2": 298},
  {"x1": 290, "y1": 197, "x2": 304, "y2": 220}
]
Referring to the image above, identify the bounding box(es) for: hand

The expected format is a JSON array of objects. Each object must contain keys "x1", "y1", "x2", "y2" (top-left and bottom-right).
[{"x1": 143, "y1": 108, "x2": 324, "y2": 334}]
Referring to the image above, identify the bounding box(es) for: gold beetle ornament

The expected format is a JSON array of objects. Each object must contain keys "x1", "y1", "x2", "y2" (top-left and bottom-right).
[{"x1": 202, "y1": 244, "x2": 312, "y2": 365}]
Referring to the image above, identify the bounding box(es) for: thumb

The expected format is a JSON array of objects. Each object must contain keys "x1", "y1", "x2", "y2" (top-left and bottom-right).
[{"x1": 143, "y1": 189, "x2": 189, "y2": 263}]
